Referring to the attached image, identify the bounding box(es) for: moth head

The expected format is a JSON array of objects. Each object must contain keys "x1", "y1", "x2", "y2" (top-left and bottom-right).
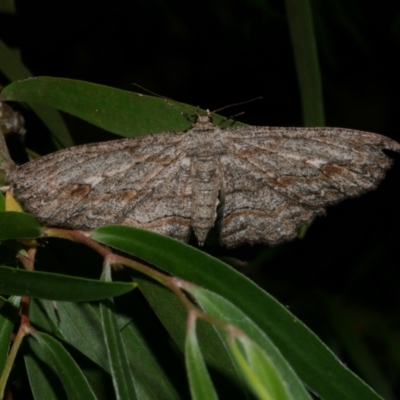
[
  {"x1": 195, "y1": 111, "x2": 213, "y2": 127},
  {"x1": 182, "y1": 109, "x2": 214, "y2": 128}
]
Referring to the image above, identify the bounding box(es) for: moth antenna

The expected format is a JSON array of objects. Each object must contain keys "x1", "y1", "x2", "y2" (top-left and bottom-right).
[
  {"x1": 211, "y1": 97, "x2": 263, "y2": 114},
  {"x1": 214, "y1": 111, "x2": 245, "y2": 128},
  {"x1": 131, "y1": 83, "x2": 175, "y2": 102}
]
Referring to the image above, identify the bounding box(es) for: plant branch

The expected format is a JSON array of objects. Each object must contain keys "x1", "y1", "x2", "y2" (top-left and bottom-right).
[
  {"x1": 0, "y1": 315, "x2": 32, "y2": 400},
  {"x1": 44, "y1": 227, "x2": 247, "y2": 342}
]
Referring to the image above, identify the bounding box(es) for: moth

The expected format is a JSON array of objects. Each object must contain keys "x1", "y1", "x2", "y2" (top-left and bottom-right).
[{"x1": 6, "y1": 114, "x2": 400, "y2": 247}]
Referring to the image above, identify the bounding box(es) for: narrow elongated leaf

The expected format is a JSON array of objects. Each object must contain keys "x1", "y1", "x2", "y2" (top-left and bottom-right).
[
  {"x1": 30, "y1": 296, "x2": 182, "y2": 399},
  {"x1": 28, "y1": 332, "x2": 97, "y2": 400},
  {"x1": 101, "y1": 298, "x2": 138, "y2": 400},
  {"x1": 26, "y1": 323, "x2": 113, "y2": 399},
  {"x1": 25, "y1": 351, "x2": 61, "y2": 400},
  {"x1": 186, "y1": 285, "x2": 310, "y2": 400},
  {"x1": 0, "y1": 211, "x2": 43, "y2": 239},
  {"x1": 0, "y1": 265, "x2": 136, "y2": 301},
  {"x1": 0, "y1": 77, "x2": 237, "y2": 139},
  {"x1": 0, "y1": 39, "x2": 32, "y2": 81},
  {"x1": 91, "y1": 225, "x2": 382, "y2": 400},
  {"x1": 284, "y1": 0, "x2": 324, "y2": 126},
  {"x1": 0, "y1": 296, "x2": 20, "y2": 369},
  {"x1": 27, "y1": 303, "x2": 118, "y2": 399},
  {"x1": 133, "y1": 275, "x2": 250, "y2": 398},
  {"x1": 117, "y1": 310, "x2": 183, "y2": 400},
  {"x1": 185, "y1": 317, "x2": 218, "y2": 400},
  {"x1": 30, "y1": 299, "x2": 110, "y2": 371},
  {"x1": 0, "y1": 193, "x2": 4, "y2": 212},
  {"x1": 229, "y1": 335, "x2": 291, "y2": 400},
  {"x1": 100, "y1": 267, "x2": 137, "y2": 400}
]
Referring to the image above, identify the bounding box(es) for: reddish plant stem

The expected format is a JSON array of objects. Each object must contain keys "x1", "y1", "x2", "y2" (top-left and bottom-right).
[
  {"x1": 0, "y1": 240, "x2": 37, "y2": 398},
  {"x1": 45, "y1": 227, "x2": 172, "y2": 285},
  {"x1": 44, "y1": 227, "x2": 242, "y2": 338},
  {"x1": 0, "y1": 315, "x2": 32, "y2": 399},
  {"x1": 45, "y1": 228, "x2": 111, "y2": 257}
]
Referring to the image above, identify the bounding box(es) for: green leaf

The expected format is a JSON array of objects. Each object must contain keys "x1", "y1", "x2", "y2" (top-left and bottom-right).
[
  {"x1": 93, "y1": 226, "x2": 240, "y2": 391},
  {"x1": 91, "y1": 225, "x2": 383, "y2": 400},
  {"x1": 0, "y1": 39, "x2": 32, "y2": 82},
  {"x1": 186, "y1": 285, "x2": 310, "y2": 400},
  {"x1": 284, "y1": 0, "x2": 325, "y2": 126},
  {"x1": 28, "y1": 331, "x2": 97, "y2": 400},
  {"x1": 30, "y1": 299, "x2": 110, "y2": 371},
  {"x1": 0, "y1": 211, "x2": 43, "y2": 239},
  {"x1": 24, "y1": 350, "x2": 61, "y2": 400},
  {"x1": 229, "y1": 335, "x2": 291, "y2": 400},
  {"x1": 0, "y1": 41, "x2": 73, "y2": 148},
  {"x1": 30, "y1": 297, "x2": 183, "y2": 399},
  {"x1": 0, "y1": 265, "x2": 136, "y2": 301},
  {"x1": 28, "y1": 298, "x2": 54, "y2": 334},
  {"x1": 29, "y1": 301, "x2": 114, "y2": 398},
  {"x1": 0, "y1": 296, "x2": 20, "y2": 369},
  {"x1": 100, "y1": 267, "x2": 138, "y2": 400},
  {"x1": 117, "y1": 305, "x2": 183, "y2": 400},
  {"x1": 0, "y1": 77, "x2": 238, "y2": 139},
  {"x1": 130, "y1": 275, "x2": 249, "y2": 398},
  {"x1": 185, "y1": 317, "x2": 219, "y2": 400}
]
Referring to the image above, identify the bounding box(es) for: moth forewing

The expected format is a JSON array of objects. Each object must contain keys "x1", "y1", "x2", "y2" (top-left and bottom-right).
[{"x1": 7, "y1": 115, "x2": 400, "y2": 247}]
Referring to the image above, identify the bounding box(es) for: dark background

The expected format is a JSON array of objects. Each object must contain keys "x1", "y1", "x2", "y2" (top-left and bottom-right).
[{"x1": 1, "y1": 0, "x2": 400, "y2": 397}]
